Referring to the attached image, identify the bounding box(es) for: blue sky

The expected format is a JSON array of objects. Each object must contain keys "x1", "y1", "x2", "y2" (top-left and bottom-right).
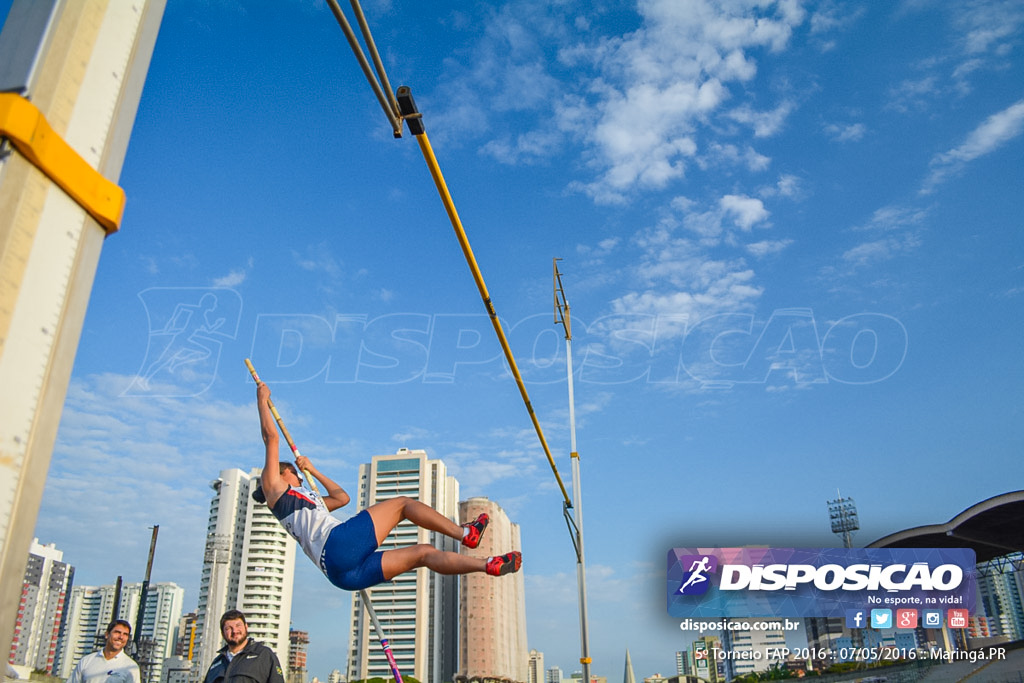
[{"x1": 5, "y1": 0, "x2": 1024, "y2": 679}]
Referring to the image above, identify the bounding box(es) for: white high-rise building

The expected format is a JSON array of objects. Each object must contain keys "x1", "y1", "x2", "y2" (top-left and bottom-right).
[
  {"x1": 720, "y1": 619, "x2": 787, "y2": 679},
  {"x1": 194, "y1": 468, "x2": 296, "y2": 676},
  {"x1": 528, "y1": 650, "x2": 545, "y2": 683},
  {"x1": 58, "y1": 584, "x2": 121, "y2": 677},
  {"x1": 458, "y1": 497, "x2": 526, "y2": 682},
  {"x1": 8, "y1": 539, "x2": 73, "y2": 676},
  {"x1": 346, "y1": 449, "x2": 459, "y2": 683},
  {"x1": 976, "y1": 553, "x2": 1024, "y2": 640},
  {"x1": 56, "y1": 582, "x2": 184, "y2": 683},
  {"x1": 127, "y1": 582, "x2": 185, "y2": 683}
]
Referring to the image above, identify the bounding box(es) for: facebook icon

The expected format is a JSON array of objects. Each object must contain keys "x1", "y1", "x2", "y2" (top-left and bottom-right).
[{"x1": 846, "y1": 609, "x2": 866, "y2": 629}]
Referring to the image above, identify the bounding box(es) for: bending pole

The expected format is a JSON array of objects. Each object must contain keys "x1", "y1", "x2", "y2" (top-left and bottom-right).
[
  {"x1": 394, "y1": 87, "x2": 572, "y2": 508},
  {"x1": 244, "y1": 359, "x2": 316, "y2": 488},
  {"x1": 243, "y1": 360, "x2": 404, "y2": 683},
  {"x1": 360, "y1": 589, "x2": 404, "y2": 683}
]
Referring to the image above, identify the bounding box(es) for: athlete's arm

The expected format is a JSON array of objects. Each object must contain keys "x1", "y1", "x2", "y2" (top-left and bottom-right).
[
  {"x1": 257, "y1": 382, "x2": 288, "y2": 508},
  {"x1": 295, "y1": 454, "x2": 351, "y2": 511}
]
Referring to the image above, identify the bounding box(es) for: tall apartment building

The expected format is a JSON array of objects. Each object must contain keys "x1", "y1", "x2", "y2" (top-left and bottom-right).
[
  {"x1": 194, "y1": 468, "x2": 296, "y2": 676},
  {"x1": 57, "y1": 582, "x2": 184, "y2": 683},
  {"x1": 976, "y1": 554, "x2": 1024, "y2": 640},
  {"x1": 457, "y1": 497, "x2": 526, "y2": 683},
  {"x1": 346, "y1": 449, "x2": 459, "y2": 683},
  {"x1": 127, "y1": 582, "x2": 186, "y2": 683},
  {"x1": 161, "y1": 656, "x2": 192, "y2": 683},
  {"x1": 173, "y1": 613, "x2": 198, "y2": 658},
  {"x1": 8, "y1": 539, "x2": 74, "y2": 675},
  {"x1": 690, "y1": 636, "x2": 722, "y2": 683},
  {"x1": 528, "y1": 650, "x2": 545, "y2": 683},
  {"x1": 674, "y1": 649, "x2": 690, "y2": 677},
  {"x1": 288, "y1": 629, "x2": 308, "y2": 683},
  {"x1": 720, "y1": 621, "x2": 786, "y2": 679}
]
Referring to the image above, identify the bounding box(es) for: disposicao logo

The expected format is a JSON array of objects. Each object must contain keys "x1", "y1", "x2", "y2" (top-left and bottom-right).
[
  {"x1": 676, "y1": 555, "x2": 719, "y2": 595},
  {"x1": 667, "y1": 547, "x2": 976, "y2": 619}
]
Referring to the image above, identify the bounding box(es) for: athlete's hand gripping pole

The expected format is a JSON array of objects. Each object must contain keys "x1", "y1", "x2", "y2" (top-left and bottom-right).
[{"x1": 244, "y1": 358, "x2": 320, "y2": 494}]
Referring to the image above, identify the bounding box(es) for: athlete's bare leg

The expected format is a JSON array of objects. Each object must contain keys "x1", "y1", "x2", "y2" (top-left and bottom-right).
[
  {"x1": 365, "y1": 496, "x2": 462, "y2": 545},
  {"x1": 379, "y1": 545, "x2": 486, "y2": 580}
]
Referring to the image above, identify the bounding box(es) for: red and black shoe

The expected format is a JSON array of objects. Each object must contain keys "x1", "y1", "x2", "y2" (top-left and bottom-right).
[
  {"x1": 461, "y1": 513, "x2": 489, "y2": 549},
  {"x1": 486, "y1": 551, "x2": 522, "y2": 576}
]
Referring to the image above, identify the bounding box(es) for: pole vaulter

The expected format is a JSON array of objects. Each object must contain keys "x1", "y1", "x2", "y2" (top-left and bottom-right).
[
  {"x1": 244, "y1": 360, "x2": 520, "y2": 682},
  {"x1": 244, "y1": 360, "x2": 406, "y2": 683}
]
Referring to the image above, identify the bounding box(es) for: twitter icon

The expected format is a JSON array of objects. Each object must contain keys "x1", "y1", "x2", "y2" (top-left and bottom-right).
[{"x1": 871, "y1": 609, "x2": 892, "y2": 629}]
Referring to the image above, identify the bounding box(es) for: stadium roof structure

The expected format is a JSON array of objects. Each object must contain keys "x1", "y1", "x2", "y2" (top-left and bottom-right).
[{"x1": 867, "y1": 490, "x2": 1024, "y2": 564}]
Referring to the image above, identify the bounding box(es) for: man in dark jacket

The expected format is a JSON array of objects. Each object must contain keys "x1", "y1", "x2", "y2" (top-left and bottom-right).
[{"x1": 203, "y1": 610, "x2": 285, "y2": 683}]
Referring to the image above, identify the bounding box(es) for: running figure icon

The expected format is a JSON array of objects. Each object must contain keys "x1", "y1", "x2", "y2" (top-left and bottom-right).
[{"x1": 678, "y1": 556, "x2": 712, "y2": 593}]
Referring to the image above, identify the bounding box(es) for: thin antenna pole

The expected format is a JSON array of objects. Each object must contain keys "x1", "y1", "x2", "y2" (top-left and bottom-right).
[{"x1": 554, "y1": 258, "x2": 592, "y2": 683}]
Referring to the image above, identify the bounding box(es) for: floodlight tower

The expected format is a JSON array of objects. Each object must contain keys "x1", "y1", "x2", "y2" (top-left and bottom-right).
[{"x1": 828, "y1": 492, "x2": 859, "y2": 549}]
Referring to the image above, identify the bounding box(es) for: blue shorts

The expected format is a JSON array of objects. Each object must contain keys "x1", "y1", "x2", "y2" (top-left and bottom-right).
[{"x1": 322, "y1": 509, "x2": 387, "y2": 591}]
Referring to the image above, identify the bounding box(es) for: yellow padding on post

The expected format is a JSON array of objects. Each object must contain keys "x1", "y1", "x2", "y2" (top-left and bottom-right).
[{"x1": 0, "y1": 93, "x2": 124, "y2": 234}]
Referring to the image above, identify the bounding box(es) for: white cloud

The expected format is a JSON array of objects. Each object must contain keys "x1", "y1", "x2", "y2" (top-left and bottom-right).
[
  {"x1": 886, "y1": 76, "x2": 939, "y2": 113},
  {"x1": 809, "y1": 0, "x2": 866, "y2": 35},
  {"x1": 726, "y1": 100, "x2": 796, "y2": 137},
  {"x1": 746, "y1": 238, "x2": 793, "y2": 257},
  {"x1": 701, "y1": 142, "x2": 772, "y2": 172},
  {"x1": 841, "y1": 233, "x2": 924, "y2": 268},
  {"x1": 37, "y1": 374, "x2": 262, "y2": 587},
  {"x1": 858, "y1": 204, "x2": 930, "y2": 232},
  {"x1": 567, "y1": 0, "x2": 806, "y2": 200},
  {"x1": 720, "y1": 194, "x2": 770, "y2": 231},
  {"x1": 292, "y1": 244, "x2": 343, "y2": 276},
  {"x1": 610, "y1": 258, "x2": 762, "y2": 322},
  {"x1": 838, "y1": 204, "x2": 928, "y2": 269},
  {"x1": 213, "y1": 269, "x2": 246, "y2": 287},
  {"x1": 759, "y1": 173, "x2": 803, "y2": 199},
  {"x1": 825, "y1": 122, "x2": 866, "y2": 142},
  {"x1": 481, "y1": 128, "x2": 563, "y2": 164},
  {"x1": 921, "y1": 99, "x2": 1024, "y2": 193},
  {"x1": 956, "y1": 0, "x2": 1024, "y2": 55}
]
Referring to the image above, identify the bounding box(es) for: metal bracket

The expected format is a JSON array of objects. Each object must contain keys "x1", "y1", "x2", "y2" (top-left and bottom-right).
[
  {"x1": 396, "y1": 86, "x2": 425, "y2": 136},
  {"x1": 0, "y1": 92, "x2": 124, "y2": 234}
]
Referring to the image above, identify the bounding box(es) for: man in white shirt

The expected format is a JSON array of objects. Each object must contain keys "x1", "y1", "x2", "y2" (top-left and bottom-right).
[{"x1": 67, "y1": 620, "x2": 141, "y2": 683}]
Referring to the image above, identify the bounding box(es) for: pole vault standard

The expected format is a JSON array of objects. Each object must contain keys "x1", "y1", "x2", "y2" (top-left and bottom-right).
[
  {"x1": 243, "y1": 359, "x2": 404, "y2": 683},
  {"x1": 554, "y1": 260, "x2": 592, "y2": 683}
]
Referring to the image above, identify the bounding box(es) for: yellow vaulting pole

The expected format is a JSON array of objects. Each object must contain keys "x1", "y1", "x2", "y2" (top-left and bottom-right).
[{"x1": 395, "y1": 87, "x2": 572, "y2": 508}]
